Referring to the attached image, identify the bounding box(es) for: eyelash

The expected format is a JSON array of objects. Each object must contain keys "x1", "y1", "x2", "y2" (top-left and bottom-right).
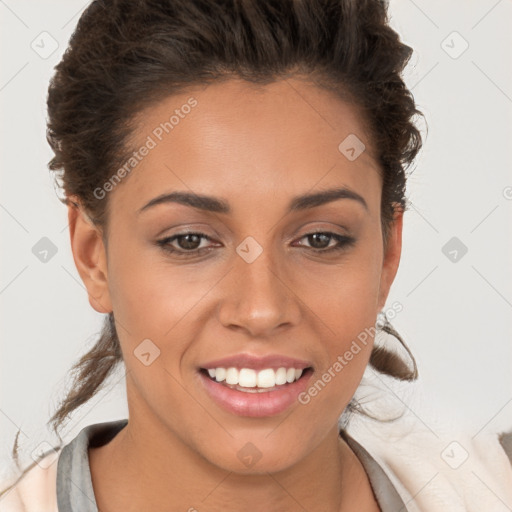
[{"x1": 156, "y1": 231, "x2": 355, "y2": 257}]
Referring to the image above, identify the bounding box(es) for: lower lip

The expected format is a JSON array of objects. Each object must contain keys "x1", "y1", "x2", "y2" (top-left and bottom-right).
[{"x1": 198, "y1": 369, "x2": 313, "y2": 417}]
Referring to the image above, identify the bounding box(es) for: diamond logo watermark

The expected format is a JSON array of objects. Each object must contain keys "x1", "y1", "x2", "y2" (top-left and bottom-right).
[
  {"x1": 441, "y1": 441, "x2": 469, "y2": 469},
  {"x1": 237, "y1": 442, "x2": 262, "y2": 468},
  {"x1": 134, "y1": 338, "x2": 161, "y2": 366},
  {"x1": 30, "y1": 31, "x2": 59, "y2": 59},
  {"x1": 236, "y1": 236, "x2": 263, "y2": 264},
  {"x1": 441, "y1": 31, "x2": 469, "y2": 59},
  {"x1": 442, "y1": 236, "x2": 468, "y2": 263},
  {"x1": 32, "y1": 237, "x2": 58, "y2": 263},
  {"x1": 338, "y1": 134, "x2": 366, "y2": 161}
]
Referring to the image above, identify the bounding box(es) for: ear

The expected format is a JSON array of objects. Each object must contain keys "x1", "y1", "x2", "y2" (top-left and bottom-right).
[
  {"x1": 377, "y1": 204, "x2": 403, "y2": 313},
  {"x1": 67, "y1": 197, "x2": 112, "y2": 314}
]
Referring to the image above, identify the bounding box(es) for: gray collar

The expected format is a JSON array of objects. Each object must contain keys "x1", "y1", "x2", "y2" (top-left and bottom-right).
[
  {"x1": 57, "y1": 419, "x2": 128, "y2": 512},
  {"x1": 56, "y1": 419, "x2": 407, "y2": 511}
]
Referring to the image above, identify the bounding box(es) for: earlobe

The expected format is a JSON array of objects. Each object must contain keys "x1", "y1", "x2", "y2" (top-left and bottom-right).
[
  {"x1": 377, "y1": 205, "x2": 404, "y2": 313},
  {"x1": 67, "y1": 197, "x2": 112, "y2": 314}
]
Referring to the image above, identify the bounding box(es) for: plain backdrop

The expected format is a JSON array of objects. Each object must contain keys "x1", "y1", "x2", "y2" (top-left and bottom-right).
[{"x1": 1, "y1": 0, "x2": 511, "y2": 475}]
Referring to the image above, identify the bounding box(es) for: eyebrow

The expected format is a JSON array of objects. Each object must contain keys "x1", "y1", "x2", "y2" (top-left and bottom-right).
[{"x1": 137, "y1": 186, "x2": 368, "y2": 215}]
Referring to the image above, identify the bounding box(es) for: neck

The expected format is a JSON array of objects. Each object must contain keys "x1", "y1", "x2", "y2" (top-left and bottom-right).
[{"x1": 89, "y1": 399, "x2": 378, "y2": 512}]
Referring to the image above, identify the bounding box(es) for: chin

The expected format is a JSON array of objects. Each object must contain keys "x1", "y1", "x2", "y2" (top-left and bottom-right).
[{"x1": 193, "y1": 434, "x2": 303, "y2": 476}]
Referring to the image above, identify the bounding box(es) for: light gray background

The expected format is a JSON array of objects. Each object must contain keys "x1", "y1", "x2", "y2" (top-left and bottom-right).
[{"x1": 1, "y1": 0, "x2": 511, "y2": 474}]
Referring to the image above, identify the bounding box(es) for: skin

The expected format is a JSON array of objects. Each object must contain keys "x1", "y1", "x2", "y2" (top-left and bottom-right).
[{"x1": 68, "y1": 77, "x2": 403, "y2": 511}]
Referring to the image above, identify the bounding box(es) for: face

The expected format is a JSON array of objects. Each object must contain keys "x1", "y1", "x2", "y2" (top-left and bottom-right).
[{"x1": 69, "y1": 77, "x2": 402, "y2": 474}]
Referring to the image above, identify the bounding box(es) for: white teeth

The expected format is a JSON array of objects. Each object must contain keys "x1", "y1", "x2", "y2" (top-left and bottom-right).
[
  {"x1": 206, "y1": 366, "x2": 306, "y2": 388},
  {"x1": 257, "y1": 369, "x2": 276, "y2": 388},
  {"x1": 238, "y1": 368, "x2": 257, "y2": 387},
  {"x1": 225, "y1": 367, "x2": 238, "y2": 385},
  {"x1": 275, "y1": 367, "x2": 287, "y2": 385},
  {"x1": 215, "y1": 367, "x2": 226, "y2": 382}
]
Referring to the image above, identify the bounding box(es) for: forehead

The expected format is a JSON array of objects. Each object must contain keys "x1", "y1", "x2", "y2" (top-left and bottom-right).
[{"x1": 111, "y1": 78, "x2": 381, "y2": 217}]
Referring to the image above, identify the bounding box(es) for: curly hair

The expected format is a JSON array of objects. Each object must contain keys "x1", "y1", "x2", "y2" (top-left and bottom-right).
[{"x1": 2, "y1": 0, "x2": 423, "y2": 494}]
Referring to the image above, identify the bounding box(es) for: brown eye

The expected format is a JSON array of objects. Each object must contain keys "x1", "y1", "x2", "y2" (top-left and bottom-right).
[
  {"x1": 306, "y1": 233, "x2": 331, "y2": 250},
  {"x1": 296, "y1": 232, "x2": 355, "y2": 253},
  {"x1": 173, "y1": 233, "x2": 203, "y2": 250},
  {"x1": 156, "y1": 230, "x2": 355, "y2": 258},
  {"x1": 156, "y1": 232, "x2": 214, "y2": 255}
]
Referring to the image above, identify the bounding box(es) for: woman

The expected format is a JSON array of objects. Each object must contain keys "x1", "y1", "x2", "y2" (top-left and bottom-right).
[{"x1": 1, "y1": 0, "x2": 511, "y2": 511}]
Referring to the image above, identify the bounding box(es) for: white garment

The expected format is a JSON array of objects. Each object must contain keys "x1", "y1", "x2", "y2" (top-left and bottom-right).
[
  {"x1": 1, "y1": 412, "x2": 511, "y2": 512},
  {"x1": 346, "y1": 412, "x2": 512, "y2": 512}
]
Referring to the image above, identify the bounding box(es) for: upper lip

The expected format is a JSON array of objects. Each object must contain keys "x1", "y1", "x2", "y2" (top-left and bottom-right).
[{"x1": 199, "y1": 353, "x2": 312, "y2": 371}]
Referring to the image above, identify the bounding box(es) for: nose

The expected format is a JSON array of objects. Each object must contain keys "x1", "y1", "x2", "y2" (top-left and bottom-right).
[{"x1": 217, "y1": 246, "x2": 301, "y2": 338}]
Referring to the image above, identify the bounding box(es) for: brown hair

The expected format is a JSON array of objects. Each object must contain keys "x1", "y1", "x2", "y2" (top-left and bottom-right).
[{"x1": 2, "y1": 0, "x2": 422, "y2": 494}]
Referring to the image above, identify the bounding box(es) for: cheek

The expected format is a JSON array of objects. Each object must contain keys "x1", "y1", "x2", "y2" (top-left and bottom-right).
[
  {"x1": 305, "y1": 235, "x2": 382, "y2": 383},
  {"x1": 308, "y1": 239, "x2": 382, "y2": 330},
  {"x1": 106, "y1": 233, "x2": 184, "y2": 327},
  {"x1": 106, "y1": 245, "x2": 197, "y2": 412},
  {"x1": 299, "y1": 271, "x2": 379, "y2": 421},
  {"x1": 106, "y1": 239, "x2": 215, "y2": 379}
]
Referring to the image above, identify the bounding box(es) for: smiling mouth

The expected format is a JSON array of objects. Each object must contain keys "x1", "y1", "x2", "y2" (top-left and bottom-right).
[{"x1": 199, "y1": 366, "x2": 313, "y2": 393}]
